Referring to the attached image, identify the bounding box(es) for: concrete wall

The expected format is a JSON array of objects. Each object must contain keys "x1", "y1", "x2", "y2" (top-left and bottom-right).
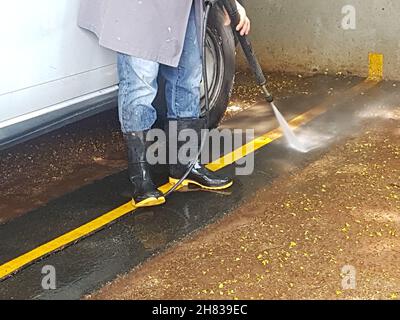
[{"x1": 239, "y1": 0, "x2": 400, "y2": 80}]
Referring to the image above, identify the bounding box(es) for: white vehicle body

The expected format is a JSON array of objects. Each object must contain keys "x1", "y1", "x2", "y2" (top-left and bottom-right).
[
  {"x1": 0, "y1": 0, "x2": 119, "y2": 149},
  {"x1": 0, "y1": 0, "x2": 236, "y2": 150}
]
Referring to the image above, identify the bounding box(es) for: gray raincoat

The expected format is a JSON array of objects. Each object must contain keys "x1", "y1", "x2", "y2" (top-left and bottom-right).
[{"x1": 78, "y1": 0, "x2": 203, "y2": 67}]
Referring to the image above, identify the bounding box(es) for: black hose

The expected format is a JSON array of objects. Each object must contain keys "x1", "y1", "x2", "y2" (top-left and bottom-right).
[{"x1": 163, "y1": 2, "x2": 213, "y2": 198}]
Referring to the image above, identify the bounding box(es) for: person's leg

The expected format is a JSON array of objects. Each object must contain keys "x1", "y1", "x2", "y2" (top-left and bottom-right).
[
  {"x1": 159, "y1": 4, "x2": 201, "y2": 120},
  {"x1": 117, "y1": 54, "x2": 160, "y2": 132},
  {"x1": 160, "y1": 5, "x2": 233, "y2": 191},
  {"x1": 117, "y1": 53, "x2": 165, "y2": 207}
]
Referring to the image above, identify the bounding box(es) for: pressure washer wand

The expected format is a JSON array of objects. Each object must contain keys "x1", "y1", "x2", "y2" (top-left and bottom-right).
[{"x1": 221, "y1": 0, "x2": 274, "y2": 103}]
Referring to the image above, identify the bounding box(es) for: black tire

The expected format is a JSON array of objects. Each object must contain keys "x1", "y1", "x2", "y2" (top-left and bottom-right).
[{"x1": 154, "y1": 5, "x2": 236, "y2": 129}]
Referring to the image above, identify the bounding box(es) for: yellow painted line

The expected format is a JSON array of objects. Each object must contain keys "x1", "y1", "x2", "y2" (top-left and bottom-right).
[
  {"x1": 368, "y1": 53, "x2": 384, "y2": 81},
  {"x1": 0, "y1": 202, "x2": 133, "y2": 280},
  {"x1": 0, "y1": 79, "x2": 378, "y2": 281}
]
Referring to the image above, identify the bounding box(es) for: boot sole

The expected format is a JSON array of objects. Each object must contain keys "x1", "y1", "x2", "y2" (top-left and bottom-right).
[
  {"x1": 169, "y1": 178, "x2": 233, "y2": 191},
  {"x1": 133, "y1": 196, "x2": 166, "y2": 208}
]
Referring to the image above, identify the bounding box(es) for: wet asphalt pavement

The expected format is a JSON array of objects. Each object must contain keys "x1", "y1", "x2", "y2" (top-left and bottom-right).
[
  {"x1": 0, "y1": 73, "x2": 399, "y2": 300},
  {"x1": 91, "y1": 118, "x2": 400, "y2": 300},
  {"x1": 0, "y1": 71, "x2": 340, "y2": 224}
]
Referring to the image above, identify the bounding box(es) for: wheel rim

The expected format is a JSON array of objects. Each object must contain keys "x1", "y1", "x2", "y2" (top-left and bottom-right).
[{"x1": 200, "y1": 29, "x2": 225, "y2": 116}]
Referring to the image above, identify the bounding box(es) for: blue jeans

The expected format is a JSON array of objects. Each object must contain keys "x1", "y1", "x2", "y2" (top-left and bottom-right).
[{"x1": 117, "y1": 5, "x2": 201, "y2": 133}]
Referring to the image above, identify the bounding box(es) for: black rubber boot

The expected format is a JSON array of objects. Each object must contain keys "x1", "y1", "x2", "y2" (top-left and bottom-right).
[
  {"x1": 168, "y1": 119, "x2": 233, "y2": 191},
  {"x1": 125, "y1": 131, "x2": 165, "y2": 207}
]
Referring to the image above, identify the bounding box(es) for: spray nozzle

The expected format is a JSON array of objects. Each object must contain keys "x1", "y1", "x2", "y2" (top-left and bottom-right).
[{"x1": 261, "y1": 84, "x2": 274, "y2": 103}]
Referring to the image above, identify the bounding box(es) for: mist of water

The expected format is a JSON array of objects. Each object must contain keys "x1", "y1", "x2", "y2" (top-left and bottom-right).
[{"x1": 270, "y1": 102, "x2": 309, "y2": 153}]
